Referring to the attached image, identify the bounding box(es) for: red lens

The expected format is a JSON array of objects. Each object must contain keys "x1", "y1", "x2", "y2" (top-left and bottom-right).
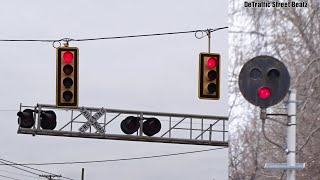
[
  {"x1": 207, "y1": 57, "x2": 217, "y2": 69},
  {"x1": 63, "y1": 52, "x2": 73, "y2": 64},
  {"x1": 258, "y1": 87, "x2": 271, "y2": 99}
]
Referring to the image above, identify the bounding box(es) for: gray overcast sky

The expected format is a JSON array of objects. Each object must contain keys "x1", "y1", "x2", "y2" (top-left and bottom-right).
[{"x1": 0, "y1": 0, "x2": 228, "y2": 180}]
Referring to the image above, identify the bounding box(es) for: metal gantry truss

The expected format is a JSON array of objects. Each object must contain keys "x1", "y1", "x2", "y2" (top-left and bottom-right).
[{"x1": 17, "y1": 104, "x2": 228, "y2": 147}]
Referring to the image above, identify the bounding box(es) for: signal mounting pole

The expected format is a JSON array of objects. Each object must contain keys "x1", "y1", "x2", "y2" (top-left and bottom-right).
[{"x1": 287, "y1": 89, "x2": 297, "y2": 180}]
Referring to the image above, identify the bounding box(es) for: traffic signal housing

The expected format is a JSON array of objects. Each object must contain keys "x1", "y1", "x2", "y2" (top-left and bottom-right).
[
  {"x1": 199, "y1": 52, "x2": 220, "y2": 100},
  {"x1": 238, "y1": 56, "x2": 290, "y2": 108},
  {"x1": 56, "y1": 47, "x2": 79, "y2": 107}
]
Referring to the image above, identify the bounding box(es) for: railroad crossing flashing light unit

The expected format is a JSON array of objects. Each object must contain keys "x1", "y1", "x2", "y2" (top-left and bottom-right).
[
  {"x1": 56, "y1": 47, "x2": 79, "y2": 108},
  {"x1": 17, "y1": 109, "x2": 57, "y2": 130},
  {"x1": 120, "y1": 116, "x2": 161, "y2": 136},
  {"x1": 198, "y1": 52, "x2": 220, "y2": 100},
  {"x1": 238, "y1": 56, "x2": 290, "y2": 108},
  {"x1": 17, "y1": 109, "x2": 35, "y2": 128}
]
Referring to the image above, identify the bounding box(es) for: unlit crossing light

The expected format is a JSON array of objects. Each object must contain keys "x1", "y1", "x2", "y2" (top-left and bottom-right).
[{"x1": 120, "y1": 116, "x2": 161, "y2": 136}]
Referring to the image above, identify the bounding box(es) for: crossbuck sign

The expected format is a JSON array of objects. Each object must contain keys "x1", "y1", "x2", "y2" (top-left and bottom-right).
[{"x1": 78, "y1": 107, "x2": 106, "y2": 134}]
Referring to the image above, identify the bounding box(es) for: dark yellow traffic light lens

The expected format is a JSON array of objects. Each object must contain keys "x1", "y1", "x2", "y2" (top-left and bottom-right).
[
  {"x1": 208, "y1": 70, "x2": 217, "y2": 81},
  {"x1": 63, "y1": 91, "x2": 73, "y2": 102},
  {"x1": 63, "y1": 65, "x2": 73, "y2": 75}
]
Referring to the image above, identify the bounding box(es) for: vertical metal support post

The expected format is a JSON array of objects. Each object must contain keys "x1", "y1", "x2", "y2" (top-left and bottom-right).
[
  {"x1": 209, "y1": 124, "x2": 213, "y2": 142},
  {"x1": 223, "y1": 120, "x2": 225, "y2": 141},
  {"x1": 201, "y1": 119, "x2": 204, "y2": 140},
  {"x1": 169, "y1": 117, "x2": 172, "y2": 138},
  {"x1": 37, "y1": 105, "x2": 41, "y2": 130},
  {"x1": 71, "y1": 110, "x2": 73, "y2": 131},
  {"x1": 190, "y1": 118, "x2": 193, "y2": 139},
  {"x1": 103, "y1": 114, "x2": 106, "y2": 132},
  {"x1": 139, "y1": 113, "x2": 143, "y2": 136},
  {"x1": 287, "y1": 89, "x2": 297, "y2": 180}
]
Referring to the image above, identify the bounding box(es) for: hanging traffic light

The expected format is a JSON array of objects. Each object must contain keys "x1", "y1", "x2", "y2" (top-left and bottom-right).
[
  {"x1": 56, "y1": 47, "x2": 79, "y2": 107},
  {"x1": 238, "y1": 56, "x2": 290, "y2": 108},
  {"x1": 120, "y1": 116, "x2": 161, "y2": 136},
  {"x1": 199, "y1": 52, "x2": 220, "y2": 100},
  {"x1": 17, "y1": 109, "x2": 35, "y2": 128},
  {"x1": 40, "y1": 110, "x2": 57, "y2": 130}
]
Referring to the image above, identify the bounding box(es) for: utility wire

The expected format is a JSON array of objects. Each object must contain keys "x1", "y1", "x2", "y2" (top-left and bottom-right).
[
  {"x1": 0, "y1": 169, "x2": 39, "y2": 179},
  {"x1": 0, "y1": 174, "x2": 23, "y2": 180},
  {"x1": 2, "y1": 147, "x2": 226, "y2": 166},
  {"x1": 0, "y1": 159, "x2": 74, "y2": 180},
  {"x1": 0, "y1": 27, "x2": 228, "y2": 45},
  {"x1": 0, "y1": 160, "x2": 40, "y2": 176}
]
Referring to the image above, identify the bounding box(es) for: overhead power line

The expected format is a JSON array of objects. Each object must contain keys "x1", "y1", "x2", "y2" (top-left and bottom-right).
[
  {"x1": 0, "y1": 27, "x2": 228, "y2": 46},
  {"x1": 0, "y1": 159, "x2": 74, "y2": 180},
  {"x1": 0, "y1": 160, "x2": 40, "y2": 176},
  {"x1": 0, "y1": 174, "x2": 23, "y2": 180},
  {"x1": 2, "y1": 147, "x2": 226, "y2": 166},
  {"x1": 0, "y1": 169, "x2": 39, "y2": 179}
]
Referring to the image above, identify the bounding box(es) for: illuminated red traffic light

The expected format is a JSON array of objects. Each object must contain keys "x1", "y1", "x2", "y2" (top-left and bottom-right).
[
  {"x1": 199, "y1": 53, "x2": 220, "y2": 100},
  {"x1": 207, "y1": 57, "x2": 217, "y2": 69},
  {"x1": 57, "y1": 47, "x2": 78, "y2": 107},
  {"x1": 63, "y1": 51, "x2": 73, "y2": 64},
  {"x1": 258, "y1": 87, "x2": 271, "y2": 99}
]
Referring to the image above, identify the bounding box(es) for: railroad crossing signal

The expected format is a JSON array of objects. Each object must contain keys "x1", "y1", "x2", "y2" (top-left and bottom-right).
[
  {"x1": 56, "y1": 46, "x2": 79, "y2": 107},
  {"x1": 17, "y1": 109, "x2": 57, "y2": 130},
  {"x1": 238, "y1": 56, "x2": 290, "y2": 108},
  {"x1": 17, "y1": 109, "x2": 35, "y2": 128},
  {"x1": 198, "y1": 52, "x2": 220, "y2": 100},
  {"x1": 79, "y1": 107, "x2": 106, "y2": 134},
  {"x1": 120, "y1": 116, "x2": 161, "y2": 136}
]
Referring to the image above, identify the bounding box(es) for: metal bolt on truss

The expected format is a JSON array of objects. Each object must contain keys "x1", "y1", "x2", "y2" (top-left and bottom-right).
[{"x1": 17, "y1": 103, "x2": 228, "y2": 147}]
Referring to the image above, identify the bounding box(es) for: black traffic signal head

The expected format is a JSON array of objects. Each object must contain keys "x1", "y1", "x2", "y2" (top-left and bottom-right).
[
  {"x1": 17, "y1": 109, "x2": 35, "y2": 128},
  {"x1": 56, "y1": 47, "x2": 79, "y2": 107},
  {"x1": 40, "y1": 110, "x2": 57, "y2": 130},
  {"x1": 239, "y1": 56, "x2": 290, "y2": 108},
  {"x1": 199, "y1": 52, "x2": 220, "y2": 100}
]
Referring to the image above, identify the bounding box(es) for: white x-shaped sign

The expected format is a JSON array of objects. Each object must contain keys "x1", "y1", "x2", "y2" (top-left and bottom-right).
[{"x1": 78, "y1": 107, "x2": 106, "y2": 134}]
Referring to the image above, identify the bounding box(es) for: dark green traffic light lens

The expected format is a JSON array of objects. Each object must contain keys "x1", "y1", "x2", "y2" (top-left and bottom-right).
[
  {"x1": 63, "y1": 91, "x2": 73, "y2": 102},
  {"x1": 207, "y1": 83, "x2": 217, "y2": 94},
  {"x1": 208, "y1": 70, "x2": 217, "y2": 81}
]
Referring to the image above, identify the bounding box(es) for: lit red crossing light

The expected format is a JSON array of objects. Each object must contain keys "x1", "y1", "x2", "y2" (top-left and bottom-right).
[
  {"x1": 258, "y1": 87, "x2": 271, "y2": 99},
  {"x1": 199, "y1": 53, "x2": 220, "y2": 100},
  {"x1": 56, "y1": 47, "x2": 79, "y2": 107}
]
